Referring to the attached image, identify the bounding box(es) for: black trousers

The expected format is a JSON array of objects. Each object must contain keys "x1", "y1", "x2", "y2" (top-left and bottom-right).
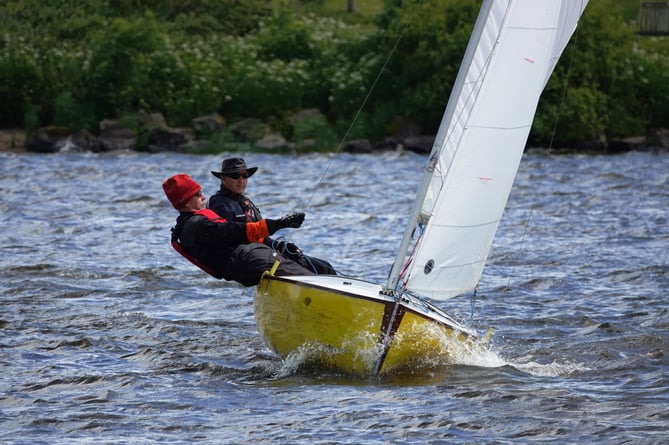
[
  {"x1": 290, "y1": 254, "x2": 337, "y2": 276},
  {"x1": 226, "y1": 243, "x2": 317, "y2": 287}
]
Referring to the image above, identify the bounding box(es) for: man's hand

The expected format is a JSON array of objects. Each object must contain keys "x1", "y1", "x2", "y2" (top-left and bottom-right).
[
  {"x1": 266, "y1": 213, "x2": 306, "y2": 234},
  {"x1": 279, "y1": 213, "x2": 305, "y2": 228}
]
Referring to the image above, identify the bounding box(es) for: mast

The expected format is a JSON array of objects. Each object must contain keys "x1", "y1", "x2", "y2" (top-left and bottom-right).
[{"x1": 385, "y1": 0, "x2": 497, "y2": 293}]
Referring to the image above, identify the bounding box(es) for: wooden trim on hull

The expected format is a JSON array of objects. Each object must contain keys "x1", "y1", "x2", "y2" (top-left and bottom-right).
[{"x1": 374, "y1": 300, "x2": 408, "y2": 375}]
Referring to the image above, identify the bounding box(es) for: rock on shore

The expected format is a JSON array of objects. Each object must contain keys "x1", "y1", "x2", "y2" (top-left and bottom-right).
[{"x1": 1, "y1": 110, "x2": 667, "y2": 154}]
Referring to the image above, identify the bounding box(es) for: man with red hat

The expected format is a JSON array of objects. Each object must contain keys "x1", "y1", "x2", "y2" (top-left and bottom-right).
[{"x1": 162, "y1": 173, "x2": 318, "y2": 286}]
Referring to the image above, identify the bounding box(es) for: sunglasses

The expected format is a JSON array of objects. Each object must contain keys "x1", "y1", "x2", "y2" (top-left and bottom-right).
[{"x1": 226, "y1": 173, "x2": 249, "y2": 179}]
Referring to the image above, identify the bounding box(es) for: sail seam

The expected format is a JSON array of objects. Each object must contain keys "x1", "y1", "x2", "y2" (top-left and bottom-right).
[
  {"x1": 468, "y1": 124, "x2": 532, "y2": 130},
  {"x1": 435, "y1": 259, "x2": 486, "y2": 269},
  {"x1": 431, "y1": 220, "x2": 501, "y2": 229}
]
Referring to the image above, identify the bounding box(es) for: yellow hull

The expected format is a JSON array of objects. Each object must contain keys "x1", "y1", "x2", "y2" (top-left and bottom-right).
[{"x1": 254, "y1": 273, "x2": 476, "y2": 376}]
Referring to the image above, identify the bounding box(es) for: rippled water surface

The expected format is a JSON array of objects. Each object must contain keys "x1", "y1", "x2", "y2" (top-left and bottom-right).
[{"x1": 1, "y1": 150, "x2": 667, "y2": 444}]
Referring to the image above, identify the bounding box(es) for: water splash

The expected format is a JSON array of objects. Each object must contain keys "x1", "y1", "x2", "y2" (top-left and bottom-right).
[
  {"x1": 504, "y1": 357, "x2": 590, "y2": 377},
  {"x1": 447, "y1": 332, "x2": 590, "y2": 377}
]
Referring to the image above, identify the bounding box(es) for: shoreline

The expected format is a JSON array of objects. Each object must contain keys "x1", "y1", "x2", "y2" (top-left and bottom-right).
[{"x1": 1, "y1": 128, "x2": 667, "y2": 155}]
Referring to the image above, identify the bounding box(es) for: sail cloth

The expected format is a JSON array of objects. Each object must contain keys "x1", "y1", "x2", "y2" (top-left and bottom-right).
[{"x1": 395, "y1": 0, "x2": 589, "y2": 300}]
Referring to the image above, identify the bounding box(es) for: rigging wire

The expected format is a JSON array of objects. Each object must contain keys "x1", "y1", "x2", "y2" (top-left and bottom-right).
[
  {"x1": 299, "y1": 0, "x2": 425, "y2": 213},
  {"x1": 396, "y1": 225, "x2": 424, "y2": 289},
  {"x1": 281, "y1": 1, "x2": 427, "y2": 276},
  {"x1": 469, "y1": 286, "x2": 478, "y2": 326}
]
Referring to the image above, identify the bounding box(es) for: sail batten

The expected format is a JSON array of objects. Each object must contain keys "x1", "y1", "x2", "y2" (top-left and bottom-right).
[{"x1": 388, "y1": 0, "x2": 589, "y2": 301}]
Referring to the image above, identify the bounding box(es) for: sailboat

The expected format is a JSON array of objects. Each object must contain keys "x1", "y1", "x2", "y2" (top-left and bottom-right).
[{"x1": 255, "y1": 0, "x2": 589, "y2": 376}]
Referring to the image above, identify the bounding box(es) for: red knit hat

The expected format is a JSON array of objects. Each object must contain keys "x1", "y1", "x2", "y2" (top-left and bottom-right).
[{"x1": 163, "y1": 174, "x2": 201, "y2": 209}]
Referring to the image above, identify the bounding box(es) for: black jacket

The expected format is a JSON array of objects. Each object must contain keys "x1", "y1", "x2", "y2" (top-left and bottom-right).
[
  {"x1": 208, "y1": 186, "x2": 262, "y2": 223},
  {"x1": 172, "y1": 208, "x2": 270, "y2": 280}
]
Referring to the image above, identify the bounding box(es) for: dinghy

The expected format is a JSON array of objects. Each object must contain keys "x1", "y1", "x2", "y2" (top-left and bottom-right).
[{"x1": 255, "y1": 0, "x2": 589, "y2": 376}]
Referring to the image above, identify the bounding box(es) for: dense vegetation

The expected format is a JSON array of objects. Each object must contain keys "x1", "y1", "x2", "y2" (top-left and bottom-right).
[{"x1": 1, "y1": 0, "x2": 667, "y2": 149}]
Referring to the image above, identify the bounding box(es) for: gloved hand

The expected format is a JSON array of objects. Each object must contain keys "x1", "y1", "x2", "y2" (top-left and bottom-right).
[
  {"x1": 264, "y1": 237, "x2": 303, "y2": 255},
  {"x1": 264, "y1": 237, "x2": 302, "y2": 255},
  {"x1": 281, "y1": 213, "x2": 305, "y2": 228},
  {"x1": 280, "y1": 241, "x2": 302, "y2": 256},
  {"x1": 266, "y1": 213, "x2": 305, "y2": 234}
]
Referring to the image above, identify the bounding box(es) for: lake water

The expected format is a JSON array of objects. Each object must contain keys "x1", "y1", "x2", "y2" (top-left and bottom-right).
[{"x1": 0, "y1": 149, "x2": 667, "y2": 444}]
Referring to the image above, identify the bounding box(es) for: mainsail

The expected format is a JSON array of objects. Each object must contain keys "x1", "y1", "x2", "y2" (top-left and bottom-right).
[{"x1": 387, "y1": 0, "x2": 589, "y2": 300}]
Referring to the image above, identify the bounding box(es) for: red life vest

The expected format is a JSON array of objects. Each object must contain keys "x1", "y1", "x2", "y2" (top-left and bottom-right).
[
  {"x1": 170, "y1": 209, "x2": 226, "y2": 279},
  {"x1": 170, "y1": 208, "x2": 271, "y2": 279}
]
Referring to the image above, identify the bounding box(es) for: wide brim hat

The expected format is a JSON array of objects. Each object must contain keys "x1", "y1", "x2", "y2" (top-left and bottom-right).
[{"x1": 211, "y1": 158, "x2": 258, "y2": 178}]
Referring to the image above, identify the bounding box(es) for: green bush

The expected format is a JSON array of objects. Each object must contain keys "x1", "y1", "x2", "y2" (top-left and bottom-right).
[
  {"x1": 0, "y1": 0, "x2": 666, "y2": 149},
  {"x1": 363, "y1": 0, "x2": 481, "y2": 135},
  {"x1": 255, "y1": 9, "x2": 317, "y2": 61},
  {"x1": 0, "y1": 46, "x2": 48, "y2": 127},
  {"x1": 292, "y1": 114, "x2": 338, "y2": 149},
  {"x1": 541, "y1": 0, "x2": 668, "y2": 143},
  {"x1": 52, "y1": 92, "x2": 89, "y2": 131},
  {"x1": 82, "y1": 14, "x2": 163, "y2": 123},
  {"x1": 533, "y1": 85, "x2": 608, "y2": 146}
]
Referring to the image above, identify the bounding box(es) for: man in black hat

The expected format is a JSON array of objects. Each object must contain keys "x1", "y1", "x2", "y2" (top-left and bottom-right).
[
  {"x1": 208, "y1": 157, "x2": 336, "y2": 276},
  {"x1": 209, "y1": 158, "x2": 261, "y2": 223}
]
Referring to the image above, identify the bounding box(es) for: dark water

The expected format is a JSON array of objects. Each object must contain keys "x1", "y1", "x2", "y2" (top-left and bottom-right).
[{"x1": 1, "y1": 149, "x2": 667, "y2": 444}]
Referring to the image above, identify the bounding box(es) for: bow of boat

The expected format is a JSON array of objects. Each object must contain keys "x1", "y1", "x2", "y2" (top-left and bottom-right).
[{"x1": 254, "y1": 273, "x2": 476, "y2": 376}]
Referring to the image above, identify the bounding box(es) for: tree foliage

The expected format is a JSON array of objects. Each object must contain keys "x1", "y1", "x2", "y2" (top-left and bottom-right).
[
  {"x1": 0, "y1": 0, "x2": 666, "y2": 148},
  {"x1": 370, "y1": 0, "x2": 479, "y2": 134},
  {"x1": 373, "y1": 0, "x2": 668, "y2": 147}
]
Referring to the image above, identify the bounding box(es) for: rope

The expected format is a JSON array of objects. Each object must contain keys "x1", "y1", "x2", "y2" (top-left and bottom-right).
[{"x1": 271, "y1": 236, "x2": 320, "y2": 274}]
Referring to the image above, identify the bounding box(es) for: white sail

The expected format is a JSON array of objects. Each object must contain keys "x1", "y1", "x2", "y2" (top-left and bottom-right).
[{"x1": 389, "y1": 0, "x2": 588, "y2": 300}]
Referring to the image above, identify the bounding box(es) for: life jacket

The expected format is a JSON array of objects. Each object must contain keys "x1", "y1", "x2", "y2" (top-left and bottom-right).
[
  {"x1": 170, "y1": 208, "x2": 270, "y2": 279},
  {"x1": 170, "y1": 209, "x2": 227, "y2": 279},
  {"x1": 236, "y1": 193, "x2": 262, "y2": 222},
  {"x1": 210, "y1": 188, "x2": 262, "y2": 222}
]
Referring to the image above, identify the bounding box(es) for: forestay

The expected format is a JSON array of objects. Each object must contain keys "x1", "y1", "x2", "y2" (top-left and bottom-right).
[{"x1": 388, "y1": 0, "x2": 589, "y2": 300}]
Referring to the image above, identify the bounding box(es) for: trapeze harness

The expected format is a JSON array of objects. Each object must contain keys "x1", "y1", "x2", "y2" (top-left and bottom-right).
[{"x1": 170, "y1": 208, "x2": 270, "y2": 279}]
